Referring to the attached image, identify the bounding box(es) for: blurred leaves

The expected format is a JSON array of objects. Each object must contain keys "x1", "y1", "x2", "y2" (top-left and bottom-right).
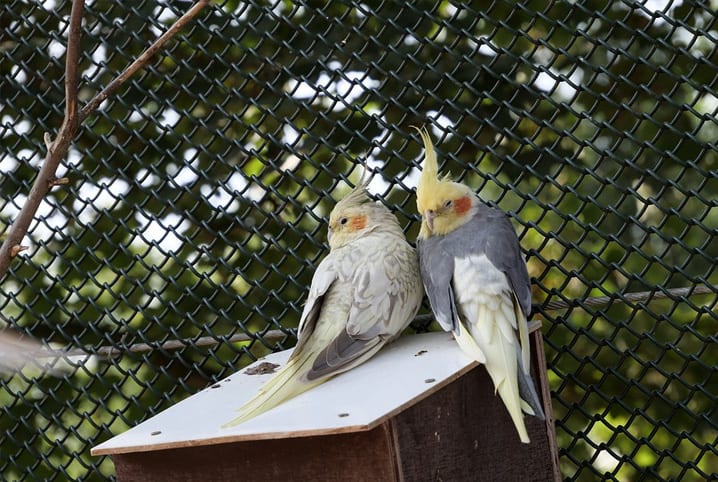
[{"x1": 1, "y1": 0, "x2": 717, "y2": 480}]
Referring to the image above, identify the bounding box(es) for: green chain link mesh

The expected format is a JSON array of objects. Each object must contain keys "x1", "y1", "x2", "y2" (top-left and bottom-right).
[{"x1": 1, "y1": 0, "x2": 716, "y2": 480}]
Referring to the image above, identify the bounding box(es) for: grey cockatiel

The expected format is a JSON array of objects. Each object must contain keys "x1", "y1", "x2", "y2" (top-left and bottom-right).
[
  {"x1": 223, "y1": 179, "x2": 423, "y2": 427},
  {"x1": 414, "y1": 128, "x2": 544, "y2": 443}
]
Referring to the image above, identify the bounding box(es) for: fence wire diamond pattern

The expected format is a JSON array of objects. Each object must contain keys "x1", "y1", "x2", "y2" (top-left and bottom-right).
[{"x1": 1, "y1": 0, "x2": 717, "y2": 480}]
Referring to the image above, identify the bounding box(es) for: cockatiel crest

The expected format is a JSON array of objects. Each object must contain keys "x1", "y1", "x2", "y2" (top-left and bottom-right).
[
  {"x1": 326, "y1": 178, "x2": 401, "y2": 249},
  {"x1": 414, "y1": 127, "x2": 545, "y2": 444},
  {"x1": 223, "y1": 177, "x2": 423, "y2": 427},
  {"x1": 414, "y1": 128, "x2": 476, "y2": 239}
]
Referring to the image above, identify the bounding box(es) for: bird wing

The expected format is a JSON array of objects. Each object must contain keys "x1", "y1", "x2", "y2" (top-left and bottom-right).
[
  {"x1": 471, "y1": 208, "x2": 532, "y2": 371},
  {"x1": 451, "y1": 208, "x2": 533, "y2": 377},
  {"x1": 305, "y1": 237, "x2": 420, "y2": 380},
  {"x1": 291, "y1": 256, "x2": 338, "y2": 357},
  {"x1": 476, "y1": 208, "x2": 533, "y2": 318},
  {"x1": 418, "y1": 236, "x2": 461, "y2": 333}
]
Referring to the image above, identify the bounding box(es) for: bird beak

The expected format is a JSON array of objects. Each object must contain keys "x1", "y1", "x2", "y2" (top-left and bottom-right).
[
  {"x1": 327, "y1": 228, "x2": 333, "y2": 242},
  {"x1": 424, "y1": 211, "x2": 435, "y2": 233}
]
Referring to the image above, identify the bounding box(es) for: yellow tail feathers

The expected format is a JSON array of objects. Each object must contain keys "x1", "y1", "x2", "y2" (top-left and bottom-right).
[
  {"x1": 222, "y1": 356, "x2": 321, "y2": 428},
  {"x1": 454, "y1": 322, "x2": 487, "y2": 365},
  {"x1": 492, "y1": 326, "x2": 531, "y2": 444},
  {"x1": 459, "y1": 301, "x2": 533, "y2": 443}
]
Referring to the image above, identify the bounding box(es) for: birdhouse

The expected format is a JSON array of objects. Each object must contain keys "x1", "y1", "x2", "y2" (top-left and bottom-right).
[{"x1": 92, "y1": 326, "x2": 560, "y2": 481}]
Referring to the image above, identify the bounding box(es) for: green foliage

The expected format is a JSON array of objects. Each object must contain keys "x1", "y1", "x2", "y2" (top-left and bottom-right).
[{"x1": 1, "y1": 0, "x2": 716, "y2": 480}]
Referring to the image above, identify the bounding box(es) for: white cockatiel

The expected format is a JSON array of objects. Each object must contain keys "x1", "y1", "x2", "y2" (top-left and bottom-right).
[
  {"x1": 414, "y1": 128, "x2": 545, "y2": 443},
  {"x1": 223, "y1": 179, "x2": 423, "y2": 427}
]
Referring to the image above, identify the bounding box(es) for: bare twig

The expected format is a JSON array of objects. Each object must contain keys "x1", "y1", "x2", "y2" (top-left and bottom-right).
[
  {"x1": 411, "y1": 283, "x2": 717, "y2": 328},
  {"x1": 94, "y1": 330, "x2": 289, "y2": 358},
  {"x1": 79, "y1": 0, "x2": 211, "y2": 122},
  {"x1": 0, "y1": 0, "x2": 85, "y2": 277},
  {"x1": 9, "y1": 245, "x2": 28, "y2": 257},
  {"x1": 0, "y1": 0, "x2": 212, "y2": 281},
  {"x1": 0, "y1": 331, "x2": 60, "y2": 375},
  {"x1": 48, "y1": 177, "x2": 70, "y2": 187},
  {"x1": 16, "y1": 284, "x2": 712, "y2": 362},
  {"x1": 84, "y1": 284, "x2": 716, "y2": 359},
  {"x1": 537, "y1": 283, "x2": 716, "y2": 313}
]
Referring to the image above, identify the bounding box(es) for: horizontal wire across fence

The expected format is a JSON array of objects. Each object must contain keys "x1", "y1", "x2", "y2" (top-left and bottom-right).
[{"x1": 1, "y1": 0, "x2": 717, "y2": 480}]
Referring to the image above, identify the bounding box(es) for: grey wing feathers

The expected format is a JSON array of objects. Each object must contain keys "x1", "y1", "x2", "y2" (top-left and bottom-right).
[
  {"x1": 418, "y1": 237, "x2": 461, "y2": 333},
  {"x1": 290, "y1": 291, "x2": 325, "y2": 359},
  {"x1": 459, "y1": 207, "x2": 532, "y2": 317},
  {"x1": 490, "y1": 212, "x2": 532, "y2": 318},
  {"x1": 306, "y1": 331, "x2": 381, "y2": 380},
  {"x1": 516, "y1": 345, "x2": 546, "y2": 420},
  {"x1": 474, "y1": 208, "x2": 543, "y2": 417}
]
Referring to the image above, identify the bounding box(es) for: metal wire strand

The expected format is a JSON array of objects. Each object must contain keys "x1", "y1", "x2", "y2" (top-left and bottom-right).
[{"x1": 80, "y1": 283, "x2": 717, "y2": 357}]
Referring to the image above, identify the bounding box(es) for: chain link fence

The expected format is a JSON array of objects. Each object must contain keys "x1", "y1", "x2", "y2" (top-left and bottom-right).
[{"x1": 1, "y1": 0, "x2": 717, "y2": 480}]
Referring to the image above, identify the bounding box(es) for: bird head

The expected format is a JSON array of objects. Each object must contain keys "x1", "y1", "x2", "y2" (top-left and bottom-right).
[
  {"x1": 414, "y1": 127, "x2": 476, "y2": 238},
  {"x1": 327, "y1": 179, "x2": 400, "y2": 249}
]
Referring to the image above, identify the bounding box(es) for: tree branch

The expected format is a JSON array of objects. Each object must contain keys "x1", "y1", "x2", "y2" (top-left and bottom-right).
[
  {"x1": 84, "y1": 283, "x2": 717, "y2": 359},
  {"x1": 5, "y1": 284, "x2": 712, "y2": 364},
  {"x1": 535, "y1": 283, "x2": 716, "y2": 313},
  {"x1": 0, "y1": 0, "x2": 85, "y2": 277},
  {"x1": 0, "y1": 0, "x2": 211, "y2": 281},
  {"x1": 94, "y1": 330, "x2": 289, "y2": 358},
  {"x1": 79, "y1": 0, "x2": 212, "y2": 123}
]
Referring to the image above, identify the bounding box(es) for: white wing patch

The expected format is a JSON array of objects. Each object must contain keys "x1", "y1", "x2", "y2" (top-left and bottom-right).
[
  {"x1": 453, "y1": 254, "x2": 514, "y2": 320},
  {"x1": 452, "y1": 253, "x2": 526, "y2": 367}
]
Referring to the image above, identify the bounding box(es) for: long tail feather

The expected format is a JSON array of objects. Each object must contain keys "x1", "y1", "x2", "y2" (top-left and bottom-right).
[
  {"x1": 222, "y1": 355, "x2": 322, "y2": 428},
  {"x1": 508, "y1": 293, "x2": 545, "y2": 420},
  {"x1": 516, "y1": 346, "x2": 545, "y2": 420},
  {"x1": 512, "y1": 294, "x2": 531, "y2": 376},
  {"x1": 454, "y1": 322, "x2": 487, "y2": 364},
  {"x1": 479, "y1": 303, "x2": 531, "y2": 443}
]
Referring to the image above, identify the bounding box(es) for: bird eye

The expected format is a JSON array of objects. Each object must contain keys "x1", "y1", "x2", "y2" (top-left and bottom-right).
[
  {"x1": 444, "y1": 199, "x2": 453, "y2": 208},
  {"x1": 340, "y1": 217, "x2": 349, "y2": 225}
]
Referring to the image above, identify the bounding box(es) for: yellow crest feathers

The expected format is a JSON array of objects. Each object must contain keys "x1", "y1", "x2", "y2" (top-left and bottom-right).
[
  {"x1": 414, "y1": 126, "x2": 439, "y2": 181},
  {"x1": 414, "y1": 126, "x2": 441, "y2": 212},
  {"x1": 413, "y1": 126, "x2": 476, "y2": 237}
]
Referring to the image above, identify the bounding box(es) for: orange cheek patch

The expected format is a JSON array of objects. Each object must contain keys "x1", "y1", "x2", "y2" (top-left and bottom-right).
[
  {"x1": 350, "y1": 215, "x2": 367, "y2": 230},
  {"x1": 454, "y1": 195, "x2": 472, "y2": 215}
]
